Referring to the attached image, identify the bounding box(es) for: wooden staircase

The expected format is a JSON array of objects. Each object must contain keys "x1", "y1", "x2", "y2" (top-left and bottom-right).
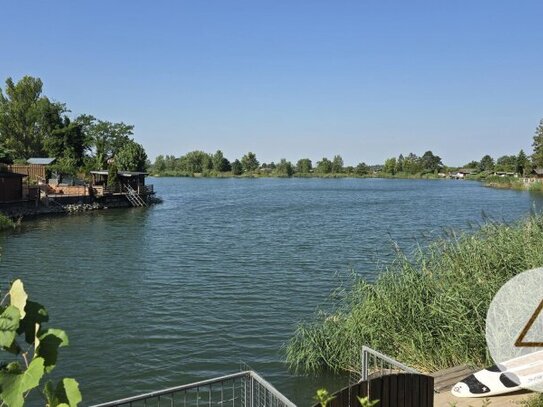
[{"x1": 124, "y1": 184, "x2": 147, "y2": 207}]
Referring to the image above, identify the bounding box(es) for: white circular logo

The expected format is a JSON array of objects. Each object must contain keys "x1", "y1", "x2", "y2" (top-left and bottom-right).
[{"x1": 486, "y1": 267, "x2": 543, "y2": 393}]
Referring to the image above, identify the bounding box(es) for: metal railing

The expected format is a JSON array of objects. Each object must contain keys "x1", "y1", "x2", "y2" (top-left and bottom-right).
[
  {"x1": 360, "y1": 346, "x2": 419, "y2": 381},
  {"x1": 90, "y1": 371, "x2": 296, "y2": 407}
]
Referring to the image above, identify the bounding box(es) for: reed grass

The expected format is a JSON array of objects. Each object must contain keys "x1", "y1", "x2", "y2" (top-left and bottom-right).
[
  {"x1": 286, "y1": 214, "x2": 543, "y2": 374},
  {"x1": 523, "y1": 394, "x2": 543, "y2": 406},
  {"x1": 0, "y1": 213, "x2": 16, "y2": 230}
]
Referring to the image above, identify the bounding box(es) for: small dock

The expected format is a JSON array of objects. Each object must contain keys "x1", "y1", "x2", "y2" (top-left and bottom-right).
[{"x1": 432, "y1": 365, "x2": 533, "y2": 406}]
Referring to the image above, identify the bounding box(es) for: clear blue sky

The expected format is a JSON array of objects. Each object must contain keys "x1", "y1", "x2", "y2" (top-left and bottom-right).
[{"x1": 2, "y1": 1, "x2": 542, "y2": 166}]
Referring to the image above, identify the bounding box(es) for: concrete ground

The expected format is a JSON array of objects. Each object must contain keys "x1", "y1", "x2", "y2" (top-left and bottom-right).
[{"x1": 434, "y1": 388, "x2": 533, "y2": 406}]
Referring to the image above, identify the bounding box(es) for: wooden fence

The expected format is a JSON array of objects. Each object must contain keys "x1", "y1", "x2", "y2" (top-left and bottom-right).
[
  {"x1": 7, "y1": 164, "x2": 46, "y2": 180},
  {"x1": 314, "y1": 374, "x2": 434, "y2": 407}
]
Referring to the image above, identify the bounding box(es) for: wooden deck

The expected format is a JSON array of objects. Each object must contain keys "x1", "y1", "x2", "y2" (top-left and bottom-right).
[{"x1": 431, "y1": 365, "x2": 533, "y2": 406}]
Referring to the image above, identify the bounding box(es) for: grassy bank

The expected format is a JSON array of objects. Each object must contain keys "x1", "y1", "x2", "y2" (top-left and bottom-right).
[
  {"x1": 286, "y1": 214, "x2": 543, "y2": 374},
  {"x1": 484, "y1": 175, "x2": 543, "y2": 192}
]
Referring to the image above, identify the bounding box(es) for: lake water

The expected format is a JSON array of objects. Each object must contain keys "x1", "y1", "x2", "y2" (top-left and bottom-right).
[{"x1": 1, "y1": 178, "x2": 542, "y2": 405}]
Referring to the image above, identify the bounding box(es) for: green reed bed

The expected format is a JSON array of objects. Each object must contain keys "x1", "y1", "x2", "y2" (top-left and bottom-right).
[
  {"x1": 286, "y1": 214, "x2": 543, "y2": 374},
  {"x1": 484, "y1": 175, "x2": 543, "y2": 192},
  {"x1": 0, "y1": 212, "x2": 15, "y2": 230}
]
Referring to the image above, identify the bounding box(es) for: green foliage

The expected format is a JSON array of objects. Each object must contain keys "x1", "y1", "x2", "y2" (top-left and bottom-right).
[
  {"x1": 420, "y1": 150, "x2": 443, "y2": 173},
  {"x1": 495, "y1": 155, "x2": 517, "y2": 172},
  {"x1": 296, "y1": 158, "x2": 312, "y2": 174},
  {"x1": 517, "y1": 149, "x2": 530, "y2": 176},
  {"x1": 286, "y1": 214, "x2": 543, "y2": 374},
  {"x1": 479, "y1": 154, "x2": 495, "y2": 172},
  {"x1": 108, "y1": 164, "x2": 119, "y2": 188},
  {"x1": 212, "y1": 150, "x2": 231, "y2": 172},
  {"x1": 464, "y1": 160, "x2": 480, "y2": 169},
  {"x1": 383, "y1": 157, "x2": 397, "y2": 174},
  {"x1": 275, "y1": 159, "x2": 294, "y2": 177},
  {"x1": 177, "y1": 151, "x2": 212, "y2": 174},
  {"x1": 0, "y1": 279, "x2": 81, "y2": 407},
  {"x1": 0, "y1": 76, "x2": 147, "y2": 176},
  {"x1": 231, "y1": 159, "x2": 243, "y2": 175},
  {"x1": 115, "y1": 140, "x2": 148, "y2": 172},
  {"x1": 0, "y1": 213, "x2": 16, "y2": 231},
  {"x1": 523, "y1": 394, "x2": 543, "y2": 406},
  {"x1": 45, "y1": 117, "x2": 87, "y2": 169},
  {"x1": 0, "y1": 76, "x2": 65, "y2": 159},
  {"x1": 314, "y1": 388, "x2": 334, "y2": 407},
  {"x1": 383, "y1": 152, "x2": 441, "y2": 176},
  {"x1": 43, "y1": 378, "x2": 82, "y2": 407},
  {"x1": 315, "y1": 158, "x2": 332, "y2": 174},
  {"x1": 355, "y1": 162, "x2": 370, "y2": 176},
  {"x1": 0, "y1": 143, "x2": 14, "y2": 164},
  {"x1": 357, "y1": 396, "x2": 379, "y2": 407},
  {"x1": 532, "y1": 119, "x2": 543, "y2": 168},
  {"x1": 241, "y1": 152, "x2": 259, "y2": 172},
  {"x1": 82, "y1": 116, "x2": 134, "y2": 170},
  {"x1": 331, "y1": 155, "x2": 344, "y2": 173}
]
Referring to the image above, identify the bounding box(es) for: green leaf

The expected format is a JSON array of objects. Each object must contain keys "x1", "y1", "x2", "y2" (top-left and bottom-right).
[
  {"x1": 0, "y1": 357, "x2": 44, "y2": 407},
  {"x1": 9, "y1": 280, "x2": 27, "y2": 319},
  {"x1": 55, "y1": 378, "x2": 81, "y2": 407},
  {"x1": 0, "y1": 306, "x2": 20, "y2": 348},
  {"x1": 17, "y1": 300, "x2": 48, "y2": 344},
  {"x1": 36, "y1": 329, "x2": 68, "y2": 373},
  {"x1": 43, "y1": 380, "x2": 56, "y2": 405}
]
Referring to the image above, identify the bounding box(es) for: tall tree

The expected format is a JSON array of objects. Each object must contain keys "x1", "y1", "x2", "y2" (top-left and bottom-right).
[
  {"x1": 212, "y1": 150, "x2": 231, "y2": 172},
  {"x1": 402, "y1": 153, "x2": 421, "y2": 174},
  {"x1": 516, "y1": 150, "x2": 529, "y2": 176},
  {"x1": 45, "y1": 117, "x2": 88, "y2": 169},
  {"x1": 395, "y1": 154, "x2": 404, "y2": 173},
  {"x1": 241, "y1": 152, "x2": 259, "y2": 172},
  {"x1": 331, "y1": 155, "x2": 344, "y2": 173},
  {"x1": 495, "y1": 155, "x2": 517, "y2": 172},
  {"x1": 479, "y1": 155, "x2": 495, "y2": 172},
  {"x1": 355, "y1": 162, "x2": 370, "y2": 175},
  {"x1": 383, "y1": 157, "x2": 397, "y2": 174},
  {"x1": 532, "y1": 119, "x2": 543, "y2": 168},
  {"x1": 296, "y1": 158, "x2": 312, "y2": 173},
  {"x1": 83, "y1": 116, "x2": 134, "y2": 169},
  {"x1": 275, "y1": 158, "x2": 294, "y2": 177},
  {"x1": 315, "y1": 157, "x2": 332, "y2": 174},
  {"x1": 231, "y1": 159, "x2": 243, "y2": 175},
  {"x1": 115, "y1": 140, "x2": 148, "y2": 172},
  {"x1": 178, "y1": 151, "x2": 212, "y2": 173},
  {"x1": 0, "y1": 76, "x2": 65, "y2": 159},
  {"x1": 420, "y1": 151, "x2": 443, "y2": 173}
]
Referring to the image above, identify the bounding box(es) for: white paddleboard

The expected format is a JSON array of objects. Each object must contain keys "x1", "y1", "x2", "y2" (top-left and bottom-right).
[{"x1": 452, "y1": 350, "x2": 543, "y2": 397}]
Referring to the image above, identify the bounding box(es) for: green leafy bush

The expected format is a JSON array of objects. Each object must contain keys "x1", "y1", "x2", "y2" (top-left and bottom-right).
[{"x1": 0, "y1": 279, "x2": 81, "y2": 407}]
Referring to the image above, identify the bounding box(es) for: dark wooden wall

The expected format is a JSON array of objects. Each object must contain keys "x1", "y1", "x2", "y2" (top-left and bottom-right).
[
  {"x1": 314, "y1": 373, "x2": 434, "y2": 407},
  {"x1": 0, "y1": 176, "x2": 23, "y2": 202}
]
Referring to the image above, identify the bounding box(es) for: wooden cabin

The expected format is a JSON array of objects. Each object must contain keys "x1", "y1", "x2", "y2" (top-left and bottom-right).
[
  {"x1": 531, "y1": 168, "x2": 543, "y2": 178},
  {"x1": 8, "y1": 157, "x2": 56, "y2": 182},
  {"x1": 0, "y1": 172, "x2": 26, "y2": 202},
  {"x1": 90, "y1": 171, "x2": 149, "y2": 195}
]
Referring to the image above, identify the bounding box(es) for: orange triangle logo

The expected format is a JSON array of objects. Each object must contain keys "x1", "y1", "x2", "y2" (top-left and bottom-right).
[{"x1": 515, "y1": 299, "x2": 543, "y2": 347}]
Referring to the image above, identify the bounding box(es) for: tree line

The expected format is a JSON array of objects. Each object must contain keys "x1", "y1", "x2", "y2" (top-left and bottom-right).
[
  {"x1": 153, "y1": 118, "x2": 543, "y2": 178},
  {"x1": 0, "y1": 76, "x2": 148, "y2": 176},
  {"x1": 152, "y1": 151, "x2": 373, "y2": 177}
]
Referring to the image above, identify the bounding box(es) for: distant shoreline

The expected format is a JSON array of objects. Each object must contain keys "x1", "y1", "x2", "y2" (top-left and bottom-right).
[{"x1": 149, "y1": 172, "x2": 443, "y2": 180}]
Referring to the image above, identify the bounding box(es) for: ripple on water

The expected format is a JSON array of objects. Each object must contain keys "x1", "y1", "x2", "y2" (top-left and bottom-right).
[{"x1": 1, "y1": 178, "x2": 542, "y2": 404}]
